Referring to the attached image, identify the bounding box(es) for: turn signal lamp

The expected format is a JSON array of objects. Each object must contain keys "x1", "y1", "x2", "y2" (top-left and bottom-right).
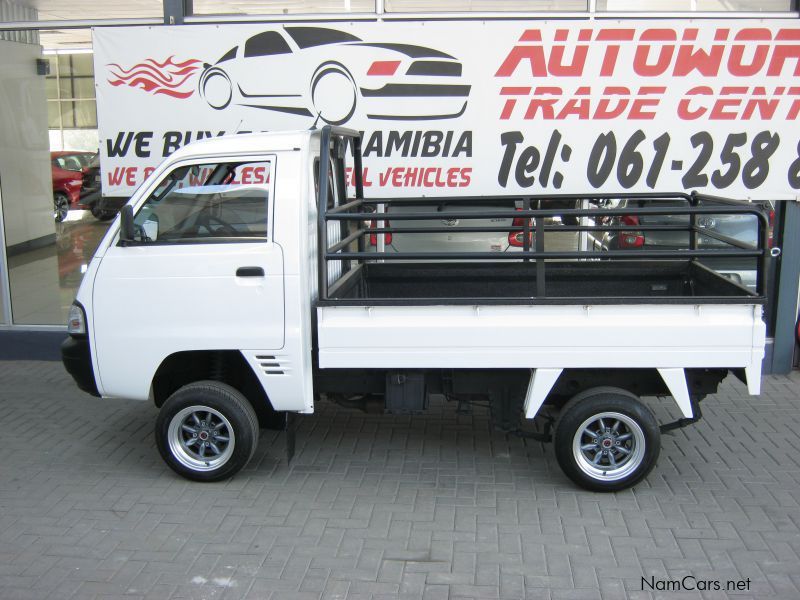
[{"x1": 67, "y1": 303, "x2": 87, "y2": 336}]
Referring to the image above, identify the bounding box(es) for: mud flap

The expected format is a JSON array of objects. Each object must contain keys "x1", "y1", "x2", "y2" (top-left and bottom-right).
[
  {"x1": 657, "y1": 368, "x2": 693, "y2": 419},
  {"x1": 523, "y1": 368, "x2": 563, "y2": 419},
  {"x1": 286, "y1": 412, "x2": 297, "y2": 464}
]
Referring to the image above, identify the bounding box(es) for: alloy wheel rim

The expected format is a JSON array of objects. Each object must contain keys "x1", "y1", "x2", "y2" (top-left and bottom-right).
[
  {"x1": 572, "y1": 411, "x2": 646, "y2": 482},
  {"x1": 167, "y1": 405, "x2": 235, "y2": 471},
  {"x1": 54, "y1": 197, "x2": 68, "y2": 221}
]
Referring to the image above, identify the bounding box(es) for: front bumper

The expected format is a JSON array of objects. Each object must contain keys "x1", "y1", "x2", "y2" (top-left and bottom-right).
[{"x1": 61, "y1": 336, "x2": 100, "y2": 396}]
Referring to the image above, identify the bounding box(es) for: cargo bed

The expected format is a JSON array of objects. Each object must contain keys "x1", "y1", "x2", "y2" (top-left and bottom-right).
[
  {"x1": 316, "y1": 258, "x2": 764, "y2": 383},
  {"x1": 324, "y1": 259, "x2": 761, "y2": 305},
  {"x1": 313, "y1": 147, "x2": 768, "y2": 405}
]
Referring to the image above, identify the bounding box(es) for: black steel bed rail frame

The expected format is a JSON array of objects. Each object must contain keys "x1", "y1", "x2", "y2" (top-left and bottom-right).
[{"x1": 316, "y1": 126, "x2": 772, "y2": 304}]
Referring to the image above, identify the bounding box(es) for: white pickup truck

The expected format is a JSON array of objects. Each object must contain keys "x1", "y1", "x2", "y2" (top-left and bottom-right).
[{"x1": 62, "y1": 127, "x2": 770, "y2": 491}]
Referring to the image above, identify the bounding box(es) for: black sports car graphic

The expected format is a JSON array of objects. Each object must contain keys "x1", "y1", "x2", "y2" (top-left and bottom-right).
[{"x1": 198, "y1": 26, "x2": 471, "y2": 125}]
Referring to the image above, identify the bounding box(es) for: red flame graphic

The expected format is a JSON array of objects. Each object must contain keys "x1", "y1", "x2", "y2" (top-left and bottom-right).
[{"x1": 107, "y1": 56, "x2": 202, "y2": 99}]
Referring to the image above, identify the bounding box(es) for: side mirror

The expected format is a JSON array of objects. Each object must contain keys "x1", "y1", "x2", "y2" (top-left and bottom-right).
[{"x1": 120, "y1": 205, "x2": 135, "y2": 244}]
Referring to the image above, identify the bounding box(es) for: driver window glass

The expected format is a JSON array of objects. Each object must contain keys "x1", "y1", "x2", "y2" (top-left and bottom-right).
[{"x1": 133, "y1": 160, "x2": 271, "y2": 244}]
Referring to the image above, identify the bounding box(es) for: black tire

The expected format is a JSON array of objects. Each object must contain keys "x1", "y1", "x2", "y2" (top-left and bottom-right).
[
  {"x1": 91, "y1": 205, "x2": 116, "y2": 221},
  {"x1": 54, "y1": 193, "x2": 69, "y2": 223},
  {"x1": 155, "y1": 381, "x2": 259, "y2": 482},
  {"x1": 554, "y1": 390, "x2": 660, "y2": 492}
]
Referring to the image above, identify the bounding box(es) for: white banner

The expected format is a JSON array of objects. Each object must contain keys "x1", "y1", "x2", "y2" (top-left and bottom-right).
[{"x1": 94, "y1": 21, "x2": 800, "y2": 200}]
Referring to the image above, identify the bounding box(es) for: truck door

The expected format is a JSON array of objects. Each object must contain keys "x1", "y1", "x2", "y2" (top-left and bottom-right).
[{"x1": 91, "y1": 157, "x2": 284, "y2": 398}]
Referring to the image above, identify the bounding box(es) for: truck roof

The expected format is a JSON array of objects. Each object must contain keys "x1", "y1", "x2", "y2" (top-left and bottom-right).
[
  {"x1": 167, "y1": 130, "x2": 317, "y2": 159},
  {"x1": 164, "y1": 127, "x2": 360, "y2": 161}
]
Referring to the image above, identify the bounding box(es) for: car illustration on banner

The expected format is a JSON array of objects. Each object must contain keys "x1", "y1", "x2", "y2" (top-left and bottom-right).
[{"x1": 197, "y1": 26, "x2": 471, "y2": 124}]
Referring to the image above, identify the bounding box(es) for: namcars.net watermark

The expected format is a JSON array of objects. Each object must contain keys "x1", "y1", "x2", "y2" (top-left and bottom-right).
[{"x1": 642, "y1": 575, "x2": 751, "y2": 593}]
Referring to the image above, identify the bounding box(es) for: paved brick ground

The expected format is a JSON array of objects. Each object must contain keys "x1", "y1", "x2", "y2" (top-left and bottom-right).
[{"x1": 1, "y1": 360, "x2": 799, "y2": 600}]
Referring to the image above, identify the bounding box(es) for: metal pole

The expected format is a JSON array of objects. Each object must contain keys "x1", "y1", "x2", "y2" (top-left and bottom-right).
[
  {"x1": 0, "y1": 180, "x2": 14, "y2": 325},
  {"x1": 535, "y1": 200, "x2": 545, "y2": 298},
  {"x1": 352, "y1": 137, "x2": 366, "y2": 255},
  {"x1": 522, "y1": 197, "x2": 531, "y2": 262},
  {"x1": 0, "y1": 18, "x2": 162, "y2": 31},
  {"x1": 579, "y1": 199, "x2": 589, "y2": 252},
  {"x1": 689, "y1": 191, "x2": 698, "y2": 257},
  {"x1": 352, "y1": 135, "x2": 364, "y2": 201},
  {"x1": 769, "y1": 200, "x2": 800, "y2": 374},
  {"x1": 317, "y1": 127, "x2": 331, "y2": 301},
  {"x1": 163, "y1": 0, "x2": 188, "y2": 24}
]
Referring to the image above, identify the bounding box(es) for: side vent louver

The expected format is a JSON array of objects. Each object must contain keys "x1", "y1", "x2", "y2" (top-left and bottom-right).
[{"x1": 256, "y1": 355, "x2": 285, "y2": 375}]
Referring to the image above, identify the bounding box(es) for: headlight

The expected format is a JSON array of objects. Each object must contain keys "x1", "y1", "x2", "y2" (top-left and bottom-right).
[{"x1": 67, "y1": 303, "x2": 87, "y2": 336}]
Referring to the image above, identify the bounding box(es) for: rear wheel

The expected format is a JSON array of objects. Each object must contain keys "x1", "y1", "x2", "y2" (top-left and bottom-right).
[
  {"x1": 54, "y1": 193, "x2": 69, "y2": 222},
  {"x1": 554, "y1": 390, "x2": 660, "y2": 492},
  {"x1": 155, "y1": 381, "x2": 259, "y2": 482}
]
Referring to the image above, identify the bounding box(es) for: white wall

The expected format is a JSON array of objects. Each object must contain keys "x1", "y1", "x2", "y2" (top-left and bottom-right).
[
  {"x1": 0, "y1": 39, "x2": 54, "y2": 248},
  {"x1": 0, "y1": 39, "x2": 65, "y2": 325}
]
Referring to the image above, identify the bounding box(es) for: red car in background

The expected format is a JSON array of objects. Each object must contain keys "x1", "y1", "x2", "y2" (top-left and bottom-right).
[{"x1": 51, "y1": 151, "x2": 96, "y2": 222}]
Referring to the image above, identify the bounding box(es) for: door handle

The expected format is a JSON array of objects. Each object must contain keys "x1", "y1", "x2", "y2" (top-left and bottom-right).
[{"x1": 236, "y1": 266, "x2": 264, "y2": 277}]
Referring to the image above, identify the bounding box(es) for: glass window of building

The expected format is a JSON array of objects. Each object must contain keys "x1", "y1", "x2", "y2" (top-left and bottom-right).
[
  {"x1": 47, "y1": 52, "x2": 98, "y2": 149},
  {"x1": 384, "y1": 1, "x2": 587, "y2": 10},
  {"x1": 192, "y1": 1, "x2": 375, "y2": 15},
  {"x1": 19, "y1": 0, "x2": 163, "y2": 20},
  {"x1": 596, "y1": 0, "x2": 793, "y2": 10}
]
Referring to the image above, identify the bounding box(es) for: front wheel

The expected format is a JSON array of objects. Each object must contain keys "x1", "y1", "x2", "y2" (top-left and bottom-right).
[
  {"x1": 155, "y1": 381, "x2": 259, "y2": 482},
  {"x1": 554, "y1": 391, "x2": 660, "y2": 492}
]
